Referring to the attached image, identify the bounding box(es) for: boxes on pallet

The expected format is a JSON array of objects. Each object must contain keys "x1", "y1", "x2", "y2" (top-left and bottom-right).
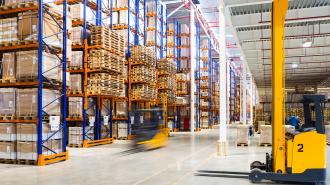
[
  {"x1": 101, "y1": 125, "x2": 110, "y2": 139},
  {"x1": 1, "y1": 52, "x2": 16, "y2": 80},
  {"x1": 0, "y1": 88, "x2": 16, "y2": 115},
  {"x1": 201, "y1": 118, "x2": 208, "y2": 128},
  {"x1": 181, "y1": 36, "x2": 189, "y2": 46},
  {"x1": 71, "y1": 27, "x2": 83, "y2": 45},
  {"x1": 17, "y1": 139, "x2": 62, "y2": 160},
  {"x1": 236, "y1": 125, "x2": 249, "y2": 145},
  {"x1": 118, "y1": 122, "x2": 128, "y2": 138},
  {"x1": 70, "y1": 4, "x2": 95, "y2": 24},
  {"x1": 70, "y1": 74, "x2": 82, "y2": 92},
  {"x1": 200, "y1": 39, "x2": 208, "y2": 48},
  {"x1": 119, "y1": 10, "x2": 135, "y2": 26},
  {"x1": 16, "y1": 50, "x2": 62, "y2": 82},
  {"x1": 116, "y1": 101, "x2": 127, "y2": 118},
  {"x1": 17, "y1": 123, "x2": 62, "y2": 141},
  {"x1": 116, "y1": 0, "x2": 135, "y2": 8},
  {"x1": 18, "y1": 11, "x2": 60, "y2": 43},
  {"x1": 68, "y1": 97, "x2": 82, "y2": 117},
  {"x1": 68, "y1": 126, "x2": 94, "y2": 145},
  {"x1": 70, "y1": 51, "x2": 83, "y2": 69},
  {"x1": 259, "y1": 125, "x2": 272, "y2": 145},
  {"x1": 0, "y1": 123, "x2": 16, "y2": 141},
  {"x1": 0, "y1": 17, "x2": 18, "y2": 43},
  {"x1": 0, "y1": 141, "x2": 16, "y2": 160},
  {"x1": 16, "y1": 89, "x2": 61, "y2": 116}
]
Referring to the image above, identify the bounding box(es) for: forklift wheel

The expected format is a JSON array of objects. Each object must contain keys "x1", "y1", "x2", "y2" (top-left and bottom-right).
[
  {"x1": 249, "y1": 169, "x2": 263, "y2": 183},
  {"x1": 314, "y1": 182, "x2": 325, "y2": 185},
  {"x1": 250, "y1": 161, "x2": 263, "y2": 170}
]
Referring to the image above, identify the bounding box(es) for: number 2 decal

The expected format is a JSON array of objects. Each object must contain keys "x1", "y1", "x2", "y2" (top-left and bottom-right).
[{"x1": 297, "y1": 144, "x2": 304, "y2": 152}]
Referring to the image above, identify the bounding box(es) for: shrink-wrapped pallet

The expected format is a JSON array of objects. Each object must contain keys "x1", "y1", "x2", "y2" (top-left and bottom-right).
[
  {"x1": 18, "y1": 12, "x2": 60, "y2": 44},
  {"x1": 70, "y1": 51, "x2": 83, "y2": 69},
  {"x1": 16, "y1": 89, "x2": 61, "y2": 116},
  {"x1": 16, "y1": 50, "x2": 62, "y2": 82},
  {"x1": 116, "y1": 101, "x2": 127, "y2": 118},
  {"x1": 116, "y1": 0, "x2": 135, "y2": 8},
  {"x1": 236, "y1": 125, "x2": 249, "y2": 145},
  {"x1": 0, "y1": 141, "x2": 16, "y2": 160},
  {"x1": 17, "y1": 123, "x2": 62, "y2": 141},
  {"x1": 181, "y1": 48, "x2": 190, "y2": 58},
  {"x1": 0, "y1": 17, "x2": 18, "y2": 43},
  {"x1": 70, "y1": 4, "x2": 95, "y2": 24},
  {"x1": 71, "y1": 27, "x2": 83, "y2": 45},
  {"x1": 17, "y1": 139, "x2": 62, "y2": 160},
  {"x1": 167, "y1": 47, "x2": 175, "y2": 57},
  {"x1": 259, "y1": 125, "x2": 272, "y2": 145},
  {"x1": 101, "y1": 125, "x2": 110, "y2": 139},
  {"x1": 0, "y1": 123, "x2": 16, "y2": 141},
  {"x1": 1, "y1": 52, "x2": 16, "y2": 80},
  {"x1": 201, "y1": 117, "x2": 208, "y2": 128},
  {"x1": 0, "y1": 88, "x2": 16, "y2": 115},
  {"x1": 70, "y1": 74, "x2": 82, "y2": 92},
  {"x1": 68, "y1": 97, "x2": 82, "y2": 117},
  {"x1": 168, "y1": 23, "x2": 174, "y2": 32},
  {"x1": 118, "y1": 122, "x2": 128, "y2": 138},
  {"x1": 68, "y1": 126, "x2": 94, "y2": 145}
]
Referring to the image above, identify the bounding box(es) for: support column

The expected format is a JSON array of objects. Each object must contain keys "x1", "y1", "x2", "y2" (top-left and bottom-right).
[
  {"x1": 190, "y1": 5, "x2": 196, "y2": 132},
  {"x1": 241, "y1": 63, "x2": 247, "y2": 125},
  {"x1": 217, "y1": 0, "x2": 228, "y2": 156},
  {"x1": 249, "y1": 76, "x2": 254, "y2": 124}
]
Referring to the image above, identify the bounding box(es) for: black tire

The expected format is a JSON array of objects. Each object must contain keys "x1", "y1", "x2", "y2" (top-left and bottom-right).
[
  {"x1": 249, "y1": 169, "x2": 263, "y2": 183},
  {"x1": 250, "y1": 161, "x2": 263, "y2": 170},
  {"x1": 314, "y1": 182, "x2": 325, "y2": 185}
]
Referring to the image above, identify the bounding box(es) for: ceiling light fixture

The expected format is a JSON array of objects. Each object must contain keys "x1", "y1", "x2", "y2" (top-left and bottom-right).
[
  {"x1": 291, "y1": 63, "x2": 298, "y2": 68},
  {"x1": 302, "y1": 38, "x2": 313, "y2": 48}
]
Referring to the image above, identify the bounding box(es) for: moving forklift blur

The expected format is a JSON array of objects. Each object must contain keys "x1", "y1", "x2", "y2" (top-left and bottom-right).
[
  {"x1": 196, "y1": 0, "x2": 327, "y2": 184},
  {"x1": 130, "y1": 106, "x2": 170, "y2": 150}
]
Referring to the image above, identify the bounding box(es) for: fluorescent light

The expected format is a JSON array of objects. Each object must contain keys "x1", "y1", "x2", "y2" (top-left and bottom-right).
[
  {"x1": 226, "y1": 34, "x2": 233, "y2": 37},
  {"x1": 291, "y1": 63, "x2": 298, "y2": 68},
  {"x1": 240, "y1": 56, "x2": 244, "y2": 60},
  {"x1": 302, "y1": 38, "x2": 312, "y2": 48}
]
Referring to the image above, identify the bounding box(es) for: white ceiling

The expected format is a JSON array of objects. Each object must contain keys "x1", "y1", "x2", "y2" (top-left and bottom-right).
[{"x1": 224, "y1": 0, "x2": 330, "y2": 88}]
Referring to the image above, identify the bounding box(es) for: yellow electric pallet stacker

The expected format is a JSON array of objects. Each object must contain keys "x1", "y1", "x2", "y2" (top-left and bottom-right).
[{"x1": 196, "y1": 0, "x2": 327, "y2": 184}]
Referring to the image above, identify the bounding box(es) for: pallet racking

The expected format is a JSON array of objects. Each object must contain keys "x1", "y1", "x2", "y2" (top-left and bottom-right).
[{"x1": 0, "y1": 0, "x2": 68, "y2": 165}]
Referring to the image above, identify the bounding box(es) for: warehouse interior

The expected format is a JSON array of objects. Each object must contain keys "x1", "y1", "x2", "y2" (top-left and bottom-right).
[{"x1": 0, "y1": 0, "x2": 329, "y2": 184}]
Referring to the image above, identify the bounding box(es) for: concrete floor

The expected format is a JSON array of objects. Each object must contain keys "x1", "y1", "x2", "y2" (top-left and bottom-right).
[{"x1": 0, "y1": 127, "x2": 329, "y2": 185}]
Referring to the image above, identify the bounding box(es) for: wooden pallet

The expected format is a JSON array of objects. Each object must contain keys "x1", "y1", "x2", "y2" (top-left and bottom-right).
[
  {"x1": 259, "y1": 143, "x2": 272, "y2": 147},
  {"x1": 68, "y1": 144, "x2": 83, "y2": 148},
  {"x1": 0, "y1": 158, "x2": 17, "y2": 164},
  {"x1": 68, "y1": 90, "x2": 82, "y2": 95},
  {"x1": 0, "y1": 78, "x2": 16, "y2": 84},
  {"x1": 0, "y1": 115, "x2": 16, "y2": 120},
  {"x1": 116, "y1": 137, "x2": 128, "y2": 140},
  {"x1": 237, "y1": 143, "x2": 249, "y2": 147},
  {"x1": 17, "y1": 159, "x2": 37, "y2": 165}
]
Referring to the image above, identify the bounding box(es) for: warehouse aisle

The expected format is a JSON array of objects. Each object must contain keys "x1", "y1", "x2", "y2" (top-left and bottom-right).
[{"x1": 0, "y1": 128, "x2": 329, "y2": 185}]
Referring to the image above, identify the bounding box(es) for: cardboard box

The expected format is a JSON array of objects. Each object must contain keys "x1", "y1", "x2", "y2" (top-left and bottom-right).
[
  {"x1": 17, "y1": 139, "x2": 62, "y2": 160},
  {"x1": 259, "y1": 125, "x2": 272, "y2": 144},
  {"x1": 16, "y1": 88, "x2": 61, "y2": 116},
  {"x1": 68, "y1": 97, "x2": 82, "y2": 117},
  {"x1": 0, "y1": 123, "x2": 16, "y2": 141},
  {"x1": 0, "y1": 141, "x2": 16, "y2": 159},
  {"x1": 1, "y1": 52, "x2": 16, "y2": 80},
  {"x1": 70, "y1": 51, "x2": 83, "y2": 68},
  {"x1": 70, "y1": 74, "x2": 82, "y2": 92},
  {"x1": 16, "y1": 50, "x2": 62, "y2": 82},
  {"x1": 236, "y1": 125, "x2": 249, "y2": 144},
  {"x1": 18, "y1": 11, "x2": 59, "y2": 42},
  {"x1": 117, "y1": 122, "x2": 127, "y2": 138},
  {"x1": 17, "y1": 123, "x2": 62, "y2": 141},
  {"x1": 116, "y1": 101, "x2": 127, "y2": 117},
  {"x1": 0, "y1": 88, "x2": 16, "y2": 115},
  {"x1": 0, "y1": 17, "x2": 18, "y2": 43}
]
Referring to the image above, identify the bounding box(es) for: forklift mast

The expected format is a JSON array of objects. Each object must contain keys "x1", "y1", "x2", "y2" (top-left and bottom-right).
[{"x1": 271, "y1": 0, "x2": 288, "y2": 173}]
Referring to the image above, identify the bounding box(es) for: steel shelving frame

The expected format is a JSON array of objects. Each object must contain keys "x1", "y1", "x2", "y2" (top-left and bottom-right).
[
  {"x1": 66, "y1": 0, "x2": 115, "y2": 147},
  {"x1": 207, "y1": 38, "x2": 213, "y2": 127},
  {"x1": 195, "y1": 22, "x2": 201, "y2": 131},
  {"x1": 0, "y1": 0, "x2": 68, "y2": 165},
  {"x1": 212, "y1": 60, "x2": 220, "y2": 125}
]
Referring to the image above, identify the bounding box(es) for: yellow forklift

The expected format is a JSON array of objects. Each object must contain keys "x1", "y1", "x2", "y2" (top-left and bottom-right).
[{"x1": 196, "y1": 0, "x2": 327, "y2": 184}]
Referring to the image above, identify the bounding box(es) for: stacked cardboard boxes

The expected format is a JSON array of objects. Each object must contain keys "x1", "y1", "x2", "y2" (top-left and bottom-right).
[{"x1": 0, "y1": 17, "x2": 18, "y2": 44}]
